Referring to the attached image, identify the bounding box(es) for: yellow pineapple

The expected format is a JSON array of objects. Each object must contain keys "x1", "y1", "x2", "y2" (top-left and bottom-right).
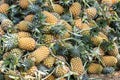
[
  {"x1": 42, "y1": 11, "x2": 58, "y2": 24},
  {"x1": 53, "y1": 4, "x2": 64, "y2": 14},
  {"x1": 24, "y1": 14, "x2": 34, "y2": 22},
  {"x1": 74, "y1": 18, "x2": 82, "y2": 28},
  {"x1": 101, "y1": 56, "x2": 118, "y2": 67},
  {"x1": 0, "y1": 3, "x2": 9, "y2": 14},
  {"x1": 43, "y1": 55, "x2": 55, "y2": 68},
  {"x1": 28, "y1": 46, "x2": 50, "y2": 64},
  {"x1": 85, "y1": 7, "x2": 97, "y2": 19},
  {"x1": 19, "y1": 0, "x2": 29, "y2": 9},
  {"x1": 46, "y1": 75, "x2": 55, "y2": 80},
  {"x1": 80, "y1": 23, "x2": 90, "y2": 35},
  {"x1": 0, "y1": 27, "x2": 4, "y2": 35},
  {"x1": 17, "y1": 21, "x2": 30, "y2": 31},
  {"x1": 70, "y1": 57, "x2": 84, "y2": 76},
  {"x1": 18, "y1": 37, "x2": 36, "y2": 51},
  {"x1": 10, "y1": 48, "x2": 23, "y2": 57},
  {"x1": 55, "y1": 65, "x2": 69, "y2": 77},
  {"x1": 17, "y1": 31, "x2": 31, "y2": 38},
  {"x1": 26, "y1": 66, "x2": 38, "y2": 76},
  {"x1": 69, "y1": 2, "x2": 81, "y2": 17},
  {"x1": 44, "y1": 34, "x2": 54, "y2": 44},
  {"x1": 108, "y1": 42, "x2": 119, "y2": 56},
  {"x1": 61, "y1": 20, "x2": 72, "y2": 32},
  {"x1": 88, "y1": 63, "x2": 103, "y2": 74}
]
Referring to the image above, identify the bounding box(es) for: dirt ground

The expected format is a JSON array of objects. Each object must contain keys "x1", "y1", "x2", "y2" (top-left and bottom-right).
[{"x1": 89, "y1": 71, "x2": 120, "y2": 80}]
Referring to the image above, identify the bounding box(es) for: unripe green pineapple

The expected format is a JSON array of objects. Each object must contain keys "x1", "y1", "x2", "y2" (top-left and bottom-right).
[
  {"x1": 18, "y1": 37, "x2": 36, "y2": 51},
  {"x1": 43, "y1": 55, "x2": 55, "y2": 68},
  {"x1": 69, "y1": 2, "x2": 81, "y2": 17},
  {"x1": 88, "y1": 63, "x2": 103, "y2": 74},
  {"x1": 101, "y1": 56, "x2": 118, "y2": 67},
  {"x1": 70, "y1": 57, "x2": 84, "y2": 76},
  {"x1": 28, "y1": 46, "x2": 50, "y2": 64}
]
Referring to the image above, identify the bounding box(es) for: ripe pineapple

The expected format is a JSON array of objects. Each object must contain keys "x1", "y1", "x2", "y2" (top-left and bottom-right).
[
  {"x1": 61, "y1": 20, "x2": 72, "y2": 32},
  {"x1": 70, "y1": 57, "x2": 84, "y2": 76},
  {"x1": 17, "y1": 21, "x2": 30, "y2": 31},
  {"x1": 0, "y1": 27, "x2": 4, "y2": 35},
  {"x1": 101, "y1": 56, "x2": 118, "y2": 67},
  {"x1": 80, "y1": 23, "x2": 90, "y2": 35},
  {"x1": 18, "y1": 37, "x2": 36, "y2": 51},
  {"x1": 74, "y1": 18, "x2": 82, "y2": 28},
  {"x1": 44, "y1": 34, "x2": 54, "y2": 44},
  {"x1": 10, "y1": 48, "x2": 23, "y2": 57},
  {"x1": 24, "y1": 14, "x2": 34, "y2": 22},
  {"x1": 26, "y1": 66, "x2": 38, "y2": 76},
  {"x1": 0, "y1": 3, "x2": 9, "y2": 14},
  {"x1": 85, "y1": 7, "x2": 97, "y2": 19},
  {"x1": 28, "y1": 46, "x2": 50, "y2": 64},
  {"x1": 17, "y1": 31, "x2": 31, "y2": 38},
  {"x1": 46, "y1": 75, "x2": 55, "y2": 80},
  {"x1": 53, "y1": 4, "x2": 64, "y2": 14},
  {"x1": 1, "y1": 19, "x2": 13, "y2": 31},
  {"x1": 55, "y1": 65, "x2": 69, "y2": 77},
  {"x1": 43, "y1": 55, "x2": 55, "y2": 68},
  {"x1": 88, "y1": 63, "x2": 103, "y2": 74},
  {"x1": 42, "y1": 11, "x2": 58, "y2": 24},
  {"x1": 91, "y1": 32, "x2": 108, "y2": 46},
  {"x1": 69, "y1": 2, "x2": 81, "y2": 17},
  {"x1": 108, "y1": 42, "x2": 119, "y2": 56},
  {"x1": 55, "y1": 55, "x2": 66, "y2": 63},
  {"x1": 19, "y1": 0, "x2": 29, "y2": 9}
]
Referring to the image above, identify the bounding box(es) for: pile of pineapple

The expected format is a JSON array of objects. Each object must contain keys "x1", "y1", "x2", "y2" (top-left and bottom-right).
[{"x1": 0, "y1": 0, "x2": 120, "y2": 80}]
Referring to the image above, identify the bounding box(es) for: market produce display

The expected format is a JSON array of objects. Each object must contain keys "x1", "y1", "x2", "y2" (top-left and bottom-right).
[{"x1": 0, "y1": 0, "x2": 120, "y2": 80}]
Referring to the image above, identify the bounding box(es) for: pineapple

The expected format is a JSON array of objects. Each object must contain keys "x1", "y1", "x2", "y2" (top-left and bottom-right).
[
  {"x1": 61, "y1": 20, "x2": 72, "y2": 32},
  {"x1": 55, "y1": 55, "x2": 66, "y2": 63},
  {"x1": 85, "y1": 7, "x2": 97, "y2": 19},
  {"x1": 42, "y1": 25, "x2": 52, "y2": 33},
  {"x1": 108, "y1": 42, "x2": 119, "y2": 56},
  {"x1": 43, "y1": 55, "x2": 55, "y2": 68},
  {"x1": 55, "y1": 65, "x2": 69, "y2": 77},
  {"x1": 57, "y1": 32, "x2": 70, "y2": 39},
  {"x1": 17, "y1": 31, "x2": 31, "y2": 38},
  {"x1": 0, "y1": 3, "x2": 9, "y2": 14},
  {"x1": 18, "y1": 37, "x2": 36, "y2": 51},
  {"x1": 0, "y1": 60, "x2": 3, "y2": 72},
  {"x1": 91, "y1": 32, "x2": 108, "y2": 46},
  {"x1": 24, "y1": 14, "x2": 34, "y2": 22},
  {"x1": 26, "y1": 66, "x2": 38, "y2": 76},
  {"x1": 80, "y1": 23, "x2": 90, "y2": 35},
  {"x1": 42, "y1": 11, "x2": 58, "y2": 24},
  {"x1": 101, "y1": 56, "x2": 118, "y2": 67},
  {"x1": 88, "y1": 63, "x2": 103, "y2": 74},
  {"x1": 46, "y1": 75, "x2": 55, "y2": 80},
  {"x1": 70, "y1": 57, "x2": 84, "y2": 76},
  {"x1": 74, "y1": 18, "x2": 82, "y2": 28},
  {"x1": 69, "y1": 2, "x2": 81, "y2": 17},
  {"x1": 1, "y1": 19, "x2": 13, "y2": 31},
  {"x1": 44, "y1": 34, "x2": 55, "y2": 44},
  {"x1": 53, "y1": 4, "x2": 64, "y2": 14},
  {"x1": 28, "y1": 46, "x2": 50, "y2": 64},
  {"x1": 93, "y1": 47, "x2": 105, "y2": 56},
  {"x1": 0, "y1": 27, "x2": 4, "y2": 35},
  {"x1": 17, "y1": 21, "x2": 30, "y2": 31},
  {"x1": 19, "y1": 0, "x2": 29, "y2": 9}
]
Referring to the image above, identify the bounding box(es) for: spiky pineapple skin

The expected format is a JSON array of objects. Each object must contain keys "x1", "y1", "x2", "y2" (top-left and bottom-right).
[
  {"x1": 18, "y1": 37, "x2": 36, "y2": 51},
  {"x1": 17, "y1": 21, "x2": 29, "y2": 31},
  {"x1": 0, "y1": 27, "x2": 4, "y2": 35},
  {"x1": 46, "y1": 75, "x2": 55, "y2": 80},
  {"x1": 53, "y1": 4, "x2": 64, "y2": 14},
  {"x1": 74, "y1": 18, "x2": 82, "y2": 28},
  {"x1": 70, "y1": 57, "x2": 84, "y2": 75},
  {"x1": 0, "y1": 3, "x2": 9, "y2": 14},
  {"x1": 42, "y1": 11, "x2": 58, "y2": 24},
  {"x1": 44, "y1": 34, "x2": 54, "y2": 44},
  {"x1": 17, "y1": 31, "x2": 31, "y2": 38},
  {"x1": 101, "y1": 56, "x2": 118, "y2": 67},
  {"x1": 88, "y1": 63, "x2": 103, "y2": 74},
  {"x1": 80, "y1": 23, "x2": 90, "y2": 35},
  {"x1": 69, "y1": 2, "x2": 81, "y2": 17},
  {"x1": 26, "y1": 66, "x2": 38, "y2": 76},
  {"x1": 43, "y1": 55, "x2": 55, "y2": 68},
  {"x1": 19, "y1": 0, "x2": 29, "y2": 9},
  {"x1": 24, "y1": 14, "x2": 34, "y2": 22},
  {"x1": 10, "y1": 48, "x2": 23, "y2": 57},
  {"x1": 1, "y1": 19, "x2": 13, "y2": 30},
  {"x1": 42, "y1": 25, "x2": 52, "y2": 33},
  {"x1": 85, "y1": 7, "x2": 97, "y2": 19},
  {"x1": 55, "y1": 65, "x2": 69, "y2": 77},
  {"x1": 61, "y1": 20, "x2": 72, "y2": 32},
  {"x1": 108, "y1": 42, "x2": 119, "y2": 56},
  {"x1": 28, "y1": 46, "x2": 50, "y2": 64}
]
